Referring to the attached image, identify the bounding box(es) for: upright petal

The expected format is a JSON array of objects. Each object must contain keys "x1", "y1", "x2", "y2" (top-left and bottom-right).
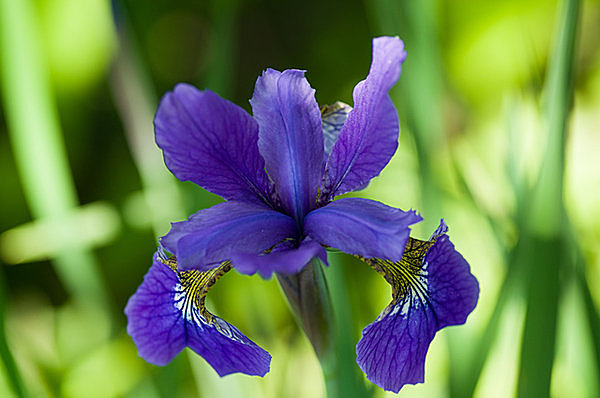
[
  {"x1": 155, "y1": 84, "x2": 272, "y2": 205},
  {"x1": 321, "y1": 37, "x2": 406, "y2": 202},
  {"x1": 231, "y1": 238, "x2": 328, "y2": 278},
  {"x1": 125, "y1": 252, "x2": 271, "y2": 376},
  {"x1": 251, "y1": 69, "x2": 323, "y2": 222},
  {"x1": 304, "y1": 197, "x2": 421, "y2": 261},
  {"x1": 355, "y1": 221, "x2": 479, "y2": 392},
  {"x1": 161, "y1": 201, "x2": 298, "y2": 272}
]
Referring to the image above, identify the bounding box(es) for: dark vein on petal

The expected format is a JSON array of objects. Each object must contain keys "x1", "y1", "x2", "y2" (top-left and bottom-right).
[
  {"x1": 157, "y1": 254, "x2": 252, "y2": 343},
  {"x1": 172, "y1": 94, "x2": 272, "y2": 206},
  {"x1": 357, "y1": 236, "x2": 438, "y2": 320}
]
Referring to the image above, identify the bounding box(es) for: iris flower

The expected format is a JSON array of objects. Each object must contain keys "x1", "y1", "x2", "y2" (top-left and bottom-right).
[{"x1": 125, "y1": 36, "x2": 479, "y2": 393}]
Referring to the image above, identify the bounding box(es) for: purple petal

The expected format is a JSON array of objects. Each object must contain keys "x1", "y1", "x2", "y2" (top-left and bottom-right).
[
  {"x1": 321, "y1": 37, "x2": 407, "y2": 201},
  {"x1": 155, "y1": 84, "x2": 272, "y2": 205},
  {"x1": 161, "y1": 201, "x2": 298, "y2": 271},
  {"x1": 356, "y1": 222, "x2": 479, "y2": 392},
  {"x1": 356, "y1": 292, "x2": 437, "y2": 392},
  {"x1": 232, "y1": 239, "x2": 328, "y2": 278},
  {"x1": 125, "y1": 253, "x2": 271, "y2": 376},
  {"x1": 424, "y1": 230, "x2": 479, "y2": 329},
  {"x1": 251, "y1": 69, "x2": 323, "y2": 222},
  {"x1": 304, "y1": 197, "x2": 421, "y2": 261}
]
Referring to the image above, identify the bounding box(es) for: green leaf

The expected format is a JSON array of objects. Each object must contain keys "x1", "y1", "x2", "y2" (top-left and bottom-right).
[{"x1": 516, "y1": 236, "x2": 562, "y2": 398}]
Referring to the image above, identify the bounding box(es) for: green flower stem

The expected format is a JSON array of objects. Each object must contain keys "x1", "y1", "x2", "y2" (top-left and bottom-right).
[
  {"x1": 276, "y1": 258, "x2": 339, "y2": 397},
  {"x1": 277, "y1": 257, "x2": 371, "y2": 398},
  {"x1": 276, "y1": 258, "x2": 335, "y2": 359},
  {"x1": 322, "y1": 257, "x2": 373, "y2": 398}
]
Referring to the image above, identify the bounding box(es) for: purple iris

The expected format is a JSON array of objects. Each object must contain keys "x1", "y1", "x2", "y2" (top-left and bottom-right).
[{"x1": 125, "y1": 36, "x2": 479, "y2": 392}]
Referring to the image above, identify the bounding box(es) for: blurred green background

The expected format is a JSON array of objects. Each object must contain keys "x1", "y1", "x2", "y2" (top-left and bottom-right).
[{"x1": 0, "y1": 0, "x2": 598, "y2": 397}]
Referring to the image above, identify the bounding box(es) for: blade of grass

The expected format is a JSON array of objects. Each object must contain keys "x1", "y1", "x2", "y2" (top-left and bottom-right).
[
  {"x1": 448, "y1": 239, "x2": 526, "y2": 398},
  {"x1": 576, "y1": 253, "x2": 600, "y2": 391},
  {"x1": 0, "y1": 270, "x2": 27, "y2": 398},
  {"x1": 528, "y1": 0, "x2": 580, "y2": 239},
  {"x1": 0, "y1": 0, "x2": 110, "y2": 309},
  {"x1": 367, "y1": 0, "x2": 447, "y2": 229},
  {"x1": 109, "y1": 9, "x2": 185, "y2": 237},
  {"x1": 516, "y1": 236, "x2": 563, "y2": 398},
  {"x1": 517, "y1": 0, "x2": 580, "y2": 396}
]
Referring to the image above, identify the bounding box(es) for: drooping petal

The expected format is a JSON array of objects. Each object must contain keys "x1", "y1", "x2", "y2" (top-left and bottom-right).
[
  {"x1": 420, "y1": 226, "x2": 479, "y2": 329},
  {"x1": 251, "y1": 69, "x2": 323, "y2": 222},
  {"x1": 357, "y1": 289, "x2": 436, "y2": 392},
  {"x1": 321, "y1": 37, "x2": 407, "y2": 202},
  {"x1": 125, "y1": 252, "x2": 271, "y2": 376},
  {"x1": 232, "y1": 239, "x2": 328, "y2": 278},
  {"x1": 303, "y1": 197, "x2": 421, "y2": 261},
  {"x1": 161, "y1": 201, "x2": 298, "y2": 272},
  {"x1": 155, "y1": 84, "x2": 272, "y2": 205},
  {"x1": 355, "y1": 221, "x2": 479, "y2": 392}
]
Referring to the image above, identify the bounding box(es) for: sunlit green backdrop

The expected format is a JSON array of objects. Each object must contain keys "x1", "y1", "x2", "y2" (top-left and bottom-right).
[{"x1": 0, "y1": 0, "x2": 598, "y2": 397}]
